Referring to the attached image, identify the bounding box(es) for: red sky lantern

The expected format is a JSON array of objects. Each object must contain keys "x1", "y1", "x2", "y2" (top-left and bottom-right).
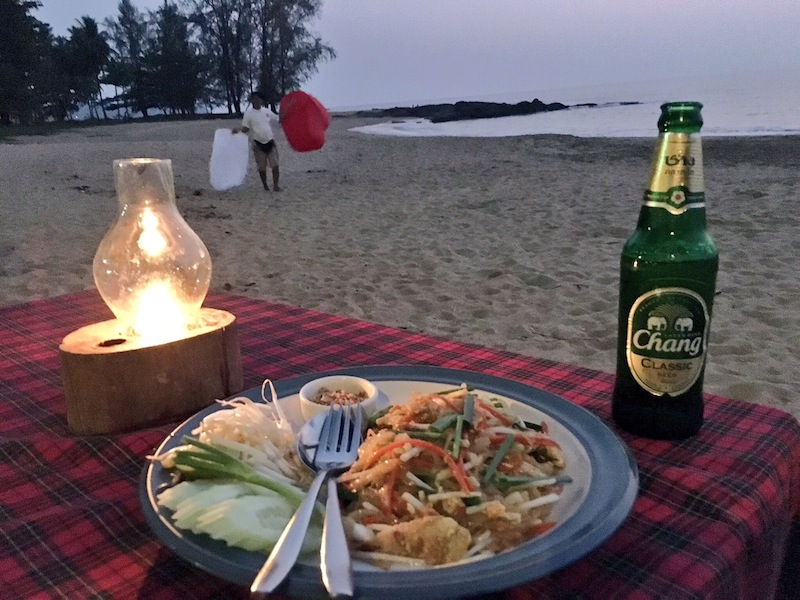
[{"x1": 279, "y1": 91, "x2": 331, "y2": 152}]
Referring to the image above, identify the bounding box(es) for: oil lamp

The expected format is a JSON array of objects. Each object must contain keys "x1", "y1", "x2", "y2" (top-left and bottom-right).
[
  {"x1": 60, "y1": 158, "x2": 242, "y2": 435},
  {"x1": 93, "y1": 158, "x2": 212, "y2": 343}
]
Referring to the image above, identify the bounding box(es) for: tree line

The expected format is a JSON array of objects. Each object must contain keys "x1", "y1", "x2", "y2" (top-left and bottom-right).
[{"x1": 0, "y1": 0, "x2": 334, "y2": 125}]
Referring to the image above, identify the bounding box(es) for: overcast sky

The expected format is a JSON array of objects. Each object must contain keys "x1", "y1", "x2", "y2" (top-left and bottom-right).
[{"x1": 34, "y1": 0, "x2": 800, "y2": 109}]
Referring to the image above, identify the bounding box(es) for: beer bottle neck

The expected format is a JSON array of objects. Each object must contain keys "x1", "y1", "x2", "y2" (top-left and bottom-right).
[{"x1": 638, "y1": 131, "x2": 707, "y2": 231}]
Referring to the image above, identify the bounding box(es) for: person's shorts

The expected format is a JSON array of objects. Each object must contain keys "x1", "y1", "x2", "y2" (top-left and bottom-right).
[{"x1": 253, "y1": 139, "x2": 279, "y2": 170}]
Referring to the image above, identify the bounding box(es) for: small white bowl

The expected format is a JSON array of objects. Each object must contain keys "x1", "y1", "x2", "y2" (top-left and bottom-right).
[{"x1": 299, "y1": 375, "x2": 379, "y2": 422}]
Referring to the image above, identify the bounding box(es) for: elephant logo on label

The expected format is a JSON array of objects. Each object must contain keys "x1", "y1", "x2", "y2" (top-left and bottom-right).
[
  {"x1": 647, "y1": 315, "x2": 668, "y2": 331},
  {"x1": 674, "y1": 316, "x2": 694, "y2": 332}
]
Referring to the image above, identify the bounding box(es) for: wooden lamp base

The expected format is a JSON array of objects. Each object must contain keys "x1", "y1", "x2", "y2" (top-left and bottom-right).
[{"x1": 59, "y1": 308, "x2": 243, "y2": 435}]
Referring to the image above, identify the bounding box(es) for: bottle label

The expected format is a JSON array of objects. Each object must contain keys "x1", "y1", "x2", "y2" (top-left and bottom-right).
[
  {"x1": 626, "y1": 287, "x2": 710, "y2": 396},
  {"x1": 644, "y1": 133, "x2": 705, "y2": 215}
]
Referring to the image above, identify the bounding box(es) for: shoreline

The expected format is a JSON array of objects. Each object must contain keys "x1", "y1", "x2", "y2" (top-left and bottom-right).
[{"x1": 1, "y1": 117, "x2": 798, "y2": 420}]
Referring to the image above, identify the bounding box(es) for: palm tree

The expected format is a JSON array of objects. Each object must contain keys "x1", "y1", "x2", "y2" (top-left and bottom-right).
[
  {"x1": 66, "y1": 17, "x2": 110, "y2": 119},
  {"x1": 105, "y1": 0, "x2": 153, "y2": 117}
]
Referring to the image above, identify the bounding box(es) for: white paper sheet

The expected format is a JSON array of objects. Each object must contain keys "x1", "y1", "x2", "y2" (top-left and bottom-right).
[{"x1": 209, "y1": 129, "x2": 249, "y2": 191}]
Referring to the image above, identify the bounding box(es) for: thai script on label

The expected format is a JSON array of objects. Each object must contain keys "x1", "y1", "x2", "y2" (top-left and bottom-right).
[{"x1": 626, "y1": 287, "x2": 710, "y2": 396}]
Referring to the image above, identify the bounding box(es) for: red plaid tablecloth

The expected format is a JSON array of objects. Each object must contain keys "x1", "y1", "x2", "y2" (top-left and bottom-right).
[{"x1": 1, "y1": 290, "x2": 798, "y2": 600}]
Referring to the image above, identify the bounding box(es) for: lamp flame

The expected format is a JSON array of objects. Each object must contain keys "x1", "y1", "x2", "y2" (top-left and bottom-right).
[
  {"x1": 132, "y1": 280, "x2": 193, "y2": 342},
  {"x1": 138, "y1": 208, "x2": 168, "y2": 257}
]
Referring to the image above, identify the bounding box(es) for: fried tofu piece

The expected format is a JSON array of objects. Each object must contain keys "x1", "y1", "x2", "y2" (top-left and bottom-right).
[
  {"x1": 369, "y1": 515, "x2": 471, "y2": 565},
  {"x1": 376, "y1": 393, "x2": 452, "y2": 429}
]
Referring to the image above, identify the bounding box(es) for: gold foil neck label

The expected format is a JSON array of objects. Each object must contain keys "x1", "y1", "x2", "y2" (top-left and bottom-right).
[{"x1": 646, "y1": 133, "x2": 704, "y2": 194}]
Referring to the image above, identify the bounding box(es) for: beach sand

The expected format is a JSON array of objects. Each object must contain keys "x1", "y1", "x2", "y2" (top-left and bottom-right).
[{"x1": 1, "y1": 117, "x2": 798, "y2": 419}]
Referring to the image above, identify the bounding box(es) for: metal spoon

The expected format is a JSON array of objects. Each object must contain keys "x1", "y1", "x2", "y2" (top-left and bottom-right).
[{"x1": 250, "y1": 404, "x2": 362, "y2": 597}]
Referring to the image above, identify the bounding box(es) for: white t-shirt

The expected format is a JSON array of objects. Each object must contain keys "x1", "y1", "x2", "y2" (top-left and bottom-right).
[{"x1": 242, "y1": 106, "x2": 279, "y2": 144}]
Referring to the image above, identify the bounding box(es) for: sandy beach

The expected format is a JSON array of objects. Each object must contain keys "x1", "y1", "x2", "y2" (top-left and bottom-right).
[{"x1": 1, "y1": 117, "x2": 798, "y2": 420}]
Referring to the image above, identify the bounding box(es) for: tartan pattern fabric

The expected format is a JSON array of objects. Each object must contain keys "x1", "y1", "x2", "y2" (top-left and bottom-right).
[{"x1": 0, "y1": 290, "x2": 797, "y2": 600}]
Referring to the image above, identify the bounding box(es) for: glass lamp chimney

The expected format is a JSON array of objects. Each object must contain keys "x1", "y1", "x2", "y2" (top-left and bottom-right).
[{"x1": 92, "y1": 158, "x2": 212, "y2": 343}]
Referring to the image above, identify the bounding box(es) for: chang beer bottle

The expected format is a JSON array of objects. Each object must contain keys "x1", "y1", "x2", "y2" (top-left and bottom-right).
[{"x1": 612, "y1": 101, "x2": 718, "y2": 439}]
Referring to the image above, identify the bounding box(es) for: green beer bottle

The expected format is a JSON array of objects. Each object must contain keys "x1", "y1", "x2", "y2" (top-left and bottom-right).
[{"x1": 612, "y1": 101, "x2": 718, "y2": 439}]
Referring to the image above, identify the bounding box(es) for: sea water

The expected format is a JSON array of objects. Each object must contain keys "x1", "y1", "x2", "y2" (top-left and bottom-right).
[{"x1": 350, "y1": 68, "x2": 800, "y2": 138}]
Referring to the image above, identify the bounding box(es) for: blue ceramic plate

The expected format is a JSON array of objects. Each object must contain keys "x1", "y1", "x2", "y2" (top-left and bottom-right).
[{"x1": 140, "y1": 366, "x2": 638, "y2": 599}]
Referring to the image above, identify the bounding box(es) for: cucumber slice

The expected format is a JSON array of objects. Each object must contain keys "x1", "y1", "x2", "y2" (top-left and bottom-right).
[
  {"x1": 194, "y1": 494, "x2": 321, "y2": 553},
  {"x1": 157, "y1": 480, "x2": 322, "y2": 554},
  {"x1": 156, "y1": 480, "x2": 215, "y2": 511},
  {"x1": 170, "y1": 483, "x2": 250, "y2": 530}
]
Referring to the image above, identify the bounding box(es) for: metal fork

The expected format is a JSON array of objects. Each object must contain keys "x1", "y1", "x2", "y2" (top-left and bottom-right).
[{"x1": 250, "y1": 403, "x2": 363, "y2": 597}]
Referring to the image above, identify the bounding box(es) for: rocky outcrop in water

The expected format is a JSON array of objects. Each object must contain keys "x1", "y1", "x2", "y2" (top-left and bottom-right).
[
  {"x1": 354, "y1": 99, "x2": 642, "y2": 123},
  {"x1": 356, "y1": 99, "x2": 569, "y2": 123}
]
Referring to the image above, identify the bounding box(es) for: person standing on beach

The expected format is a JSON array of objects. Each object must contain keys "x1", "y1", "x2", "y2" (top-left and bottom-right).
[{"x1": 232, "y1": 90, "x2": 282, "y2": 191}]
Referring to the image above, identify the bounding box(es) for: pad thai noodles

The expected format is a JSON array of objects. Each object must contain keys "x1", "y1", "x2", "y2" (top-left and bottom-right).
[{"x1": 338, "y1": 385, "x2": 571, "y2": 566}]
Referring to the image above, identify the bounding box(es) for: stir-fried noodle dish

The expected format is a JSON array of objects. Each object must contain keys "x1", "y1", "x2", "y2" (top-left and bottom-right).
[
  {"x1": 150, "y1": 382, "x2": 571, "y2": 570},
  {"x1": 339, "y1": 386, "x2": 570, "y2": 567}
]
